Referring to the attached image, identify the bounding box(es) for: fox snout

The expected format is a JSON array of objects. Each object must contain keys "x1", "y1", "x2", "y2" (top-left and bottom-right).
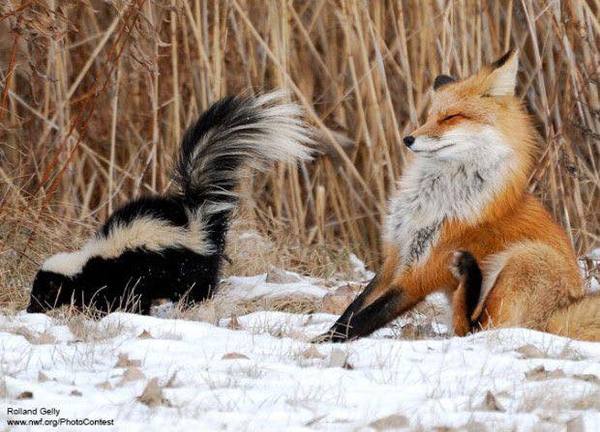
[
  {"x1": 403, "y1": 135, "x2": 415, "y2": 147},
  {"x1": 401, "y1": 132, "x2": 443, "y2": 155}
]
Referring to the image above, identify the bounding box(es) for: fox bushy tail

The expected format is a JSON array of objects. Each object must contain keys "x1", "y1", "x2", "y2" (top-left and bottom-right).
[
  {"x1": 546, "y1": 293, "x2": 600, "y2": 342},
  {"x1": 175, "y1": 91, "x2": 312, "y2": 214}
]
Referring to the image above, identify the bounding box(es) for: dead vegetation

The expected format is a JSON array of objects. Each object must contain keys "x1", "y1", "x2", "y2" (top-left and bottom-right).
[{"x1": 1, "y1": 1, "x2": 599, "y2": 312}]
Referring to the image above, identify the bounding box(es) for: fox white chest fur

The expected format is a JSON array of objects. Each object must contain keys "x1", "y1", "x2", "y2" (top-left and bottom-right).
[{"x1": 384, "y1": 128, "x2": 514, "y2": 268}]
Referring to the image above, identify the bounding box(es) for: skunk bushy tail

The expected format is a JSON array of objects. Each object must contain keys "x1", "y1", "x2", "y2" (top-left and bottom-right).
[{"x1": 174, "y1": 92, "x2": 312, "y2": 247}]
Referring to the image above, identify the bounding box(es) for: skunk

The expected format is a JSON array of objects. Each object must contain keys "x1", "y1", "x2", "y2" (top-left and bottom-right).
[{"x1": 27, "y1": 92, "x2": 312, "y2": 314}]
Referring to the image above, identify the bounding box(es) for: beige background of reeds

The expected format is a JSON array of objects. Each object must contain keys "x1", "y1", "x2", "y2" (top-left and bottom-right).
[{"x1": 1, "y1": 1, "x2": 599, "y2": 307}]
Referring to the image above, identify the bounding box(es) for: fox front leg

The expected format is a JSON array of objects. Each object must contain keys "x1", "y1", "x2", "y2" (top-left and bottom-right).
[
  {"x1": 313, "y1": 275, "x2": 381, "y2": 342},
  {"x1": 314, "y1": 272, "x2": 424, "y2": 343},
  {"x1": 316, "y1": 289, "x2": 405, "y2": 342}
]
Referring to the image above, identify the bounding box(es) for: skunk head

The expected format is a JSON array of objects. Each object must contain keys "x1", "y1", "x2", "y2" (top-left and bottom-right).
[
  {"x1": 28, "y1": 268, "x2": 76, "y2": 313},
  {"x1": 28, "y1": 250, "x2": 87, "y2": 312},
  {"x1": 27, "y1": 234, "x2": 126, "y2": 313}
]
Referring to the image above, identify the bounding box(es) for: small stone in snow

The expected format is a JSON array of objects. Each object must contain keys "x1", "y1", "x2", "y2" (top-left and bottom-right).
[
  {"x1": 301, "y1": 345, "x2": 325, "y2": 359},
  {"x1": 138, "y1": 378, "x2": 170, "y2": 407},
  {"x1": 525, "y1": 365, "x2": 566, "y2": 381},
  {"x1": 70, "y1": 390, "x2": 82, "y2": 397},
  {"x1": 479, "y1": 391, "x2": 505, "y2": 412},
  {"x1": 516, "y1": 344, "x2": 546, "y2": 359},
  {"x1": 465, "y1": 421, "x2": 488, "y2": 432},
  {"x1": 368, "y1": 414, "x2": 409, "y2": 430},
  {"x1": 115, "y1": 353, "x2": 141, "y2": 368},
  {"x1": 222, "y1": 352, "x2": 249, "y2": 360},
  {"x1": 17, "y1": 391, "x2": 33, "y2": 400},
  {"x1": 38, "y1": 371, "x2": 49, "y2": 382},
  {"x1": 119, "y1": 367, "x2": 146, "y2": 384},
  {"x1": 573, "y1": 374, "x2": 600, "y2": 384}
]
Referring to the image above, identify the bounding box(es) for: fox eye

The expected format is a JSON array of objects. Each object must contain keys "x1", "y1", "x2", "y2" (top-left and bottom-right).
[{"x1": 441, "y1": 113, "x2": 463, "y2": 122}]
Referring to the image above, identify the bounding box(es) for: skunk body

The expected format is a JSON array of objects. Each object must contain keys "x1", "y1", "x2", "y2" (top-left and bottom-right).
[{"x1": 28, "y1": 93, "x2": 312, "y2": 314}]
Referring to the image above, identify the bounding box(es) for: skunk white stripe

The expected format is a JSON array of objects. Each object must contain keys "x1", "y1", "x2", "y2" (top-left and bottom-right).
[
  {"x1": 41, "y1": 216, "x2": 212, "y2": 277},
  {"x1": 42, "y1": 251, "x2": 91, "y2": 277}
]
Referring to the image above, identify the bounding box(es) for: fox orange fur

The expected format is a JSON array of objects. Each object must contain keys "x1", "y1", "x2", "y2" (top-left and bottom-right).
[{"x1": 318, "y1": 49, "x2": 600, "y2": 343}]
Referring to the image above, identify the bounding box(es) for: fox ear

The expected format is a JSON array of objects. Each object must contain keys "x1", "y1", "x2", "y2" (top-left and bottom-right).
[
  {"x1": 433, "y1": 74, "x2": 456, "y2": 91},
  {"x1": 486, "y1": 49, "x2": 519, "y2": 96}
]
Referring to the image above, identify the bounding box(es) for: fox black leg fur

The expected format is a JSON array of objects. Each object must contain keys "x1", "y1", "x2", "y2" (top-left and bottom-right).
[
  {"x1": 451, "y1": 251, "x2": 483, "y2": 327},
  {"x1": 317, "y1": 251, "x2": 485, "y2": 343},
  {"x1": 313, "y1": 274, "x2": 382, "y2": 342},
  {"x1": 28, "y1": 93, "x2": 312, "y2": 314},
  {"x1": 317, "y1": 289, "x2": 403, "y2": 342},
  {"x1": 450, "y1": 250, "x2": 483, "y2": 332}
]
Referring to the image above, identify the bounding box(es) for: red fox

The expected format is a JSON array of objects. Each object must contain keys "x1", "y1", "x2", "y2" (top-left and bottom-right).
[{"x1": 318, "y1": 50, "x2": 600, "y2": 343}]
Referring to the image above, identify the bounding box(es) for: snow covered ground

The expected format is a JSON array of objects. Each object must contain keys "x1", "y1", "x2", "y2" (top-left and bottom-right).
[{"x1": 1, "y1": 255, "x2": 599, "y2": 431}]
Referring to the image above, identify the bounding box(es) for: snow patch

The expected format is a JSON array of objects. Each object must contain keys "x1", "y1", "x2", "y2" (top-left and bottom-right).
[
  {"x1": 226, "y1": 274, "x2": 328, "y2": 300},
  {"x1": 1, "y1": 307, "x2": 599, "y2": 431}
]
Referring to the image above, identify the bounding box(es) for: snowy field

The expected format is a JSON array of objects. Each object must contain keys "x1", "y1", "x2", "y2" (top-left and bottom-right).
[{"x1": 1, "y1": 257, "x2": 599, "y2": 431}]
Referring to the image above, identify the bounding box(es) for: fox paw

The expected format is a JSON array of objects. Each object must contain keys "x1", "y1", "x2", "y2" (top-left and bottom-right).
[{"x1": 449, "y1": 250, "x2": 477, "y2": 280}]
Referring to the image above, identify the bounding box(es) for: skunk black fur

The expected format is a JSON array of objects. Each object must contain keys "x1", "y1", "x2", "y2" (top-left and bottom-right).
[{"x1": 28, "y1": 93, "x2": 312, "y2": 314}]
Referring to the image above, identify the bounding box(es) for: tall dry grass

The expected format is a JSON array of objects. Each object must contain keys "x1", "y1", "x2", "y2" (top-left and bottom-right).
[{"x1": 1, "y1": 1, "x2": 599, "y2": 306}]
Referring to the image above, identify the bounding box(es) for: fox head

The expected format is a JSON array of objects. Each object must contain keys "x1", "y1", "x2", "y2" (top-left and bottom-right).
[{"x1": 404, "y1": 49, "x2": 535, "y2": 172}]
